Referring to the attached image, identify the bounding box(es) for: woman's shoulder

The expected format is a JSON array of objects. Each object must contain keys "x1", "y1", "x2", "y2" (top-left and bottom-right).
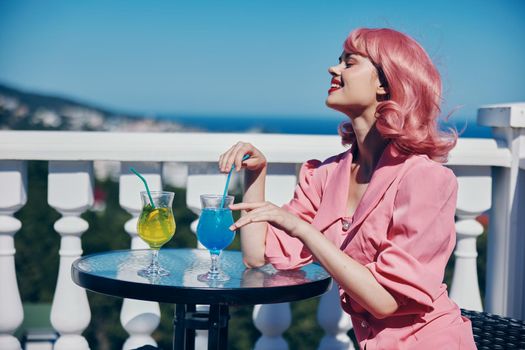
[
  {"x1": 302, "y1": 149, "x2": 349, "y2": 173},
  {"x1": 400, "y1": 153, "x2": 457, "y2": 187},
  {"x1": 298, "y1": 149, "x2": 350, "y2": 186}
]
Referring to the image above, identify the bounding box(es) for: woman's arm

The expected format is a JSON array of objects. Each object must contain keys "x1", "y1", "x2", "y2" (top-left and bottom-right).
[
  {"x1": 219, "y1": 142, "x2": 268, "y2": 267},
  {"x1": 229, "y1": 202, "x2": 399, "y2": 319},
  {"x1": 240, "y1": 167, "x2": 268, "y2": 267},
  {"x1": 299, "y1": 224, "x2": 399, "y2": 319}
]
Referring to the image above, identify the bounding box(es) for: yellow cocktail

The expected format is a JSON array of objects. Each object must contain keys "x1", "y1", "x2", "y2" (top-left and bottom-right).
[
  {"x1": 138, "y1": 205, "x2": 176, "y2": 249},
  {"x1": 137, "y1": 191, "x2": 176, "y2": 278}
]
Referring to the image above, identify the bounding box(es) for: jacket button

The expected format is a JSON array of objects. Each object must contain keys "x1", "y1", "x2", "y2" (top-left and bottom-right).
[
  {"x1": 342, "y1": 219, "x2": 350, "y2": 230},
  {"x1": 361, "y1": 320, "x2": 368, "y2": 328}
]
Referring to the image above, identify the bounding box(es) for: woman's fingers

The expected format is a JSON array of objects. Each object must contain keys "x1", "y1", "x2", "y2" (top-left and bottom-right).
[
  {"x1": 234, "y1": 144, "x2": 252, "y2": 172},
  {"x1": 218, "y1": 141, "x2": 266, "y2": 173},
  {"x1": 229, "y1": 203, "x2": 281, "y2": 230},
  {"x1": 231, "y1": 142, "x2": 256, "y2": 172},
  {"x1": 230, "y1": 208, "x2": 277, "y2": 230},
  {"x1": 223, "y1": 143, "x2": 241, "y2": 172},
  {"x1": 229, "y1": 201, "x2": 304, "y2": 237},
  {"x1": 220, "y1": 142, "x2": 245, "y2": 172},
  {"x1": 218, "y1": 144, "x2": 238, "y2": 172},
  {"x1": 228, "y1": 142, "x2": 245, "y2": 171}
]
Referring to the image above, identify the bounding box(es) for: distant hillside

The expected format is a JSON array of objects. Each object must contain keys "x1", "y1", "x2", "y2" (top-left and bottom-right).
[
  {"x1": 0, "y1": 83, "x2": 117, "y2": 116},
  {"x1": 0, "y1": 83, "x2": 190, "y2": 132}
]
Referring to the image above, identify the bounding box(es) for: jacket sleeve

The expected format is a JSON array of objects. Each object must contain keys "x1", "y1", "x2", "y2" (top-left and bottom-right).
[
  {"x1": 265, "y1": 159, "x2": 323, "y2": 270},
  {"x1": 365, "y1": 162, "x2": 458, "y2": 314}
]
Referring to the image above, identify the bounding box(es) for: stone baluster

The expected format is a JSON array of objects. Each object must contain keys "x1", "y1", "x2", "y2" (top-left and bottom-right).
[
  {"x1": 448, "y1": 166, "x2": 492, "y2": 311},
  {"x1": 119, "y1": 162, "x2": 162, "y2": 350},
  {"x1": 317, "y1": 283, "x2": 354, "y2": 350},
  {"x1": 478, "y1": 103, "x2": 525, "y2": 318},
  {"x1": 48, "y1": 161, "x2": 93, "y2": 350},
  {"x1": 252, "y1": 163, "x2": 297, "y2": 350},
  {"x1": 186, "y1": 162, "x2": 226, "y2": 349},
  {"x1": 0, "y1": 161, "x2": 27, "y2": 350},
  {"x1": 253, "y1": 303, "x2": 291, "y2": 350}
]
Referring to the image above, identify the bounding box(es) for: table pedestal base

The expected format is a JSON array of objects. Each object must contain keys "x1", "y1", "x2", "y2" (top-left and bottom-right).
[{"x1": 173, "y1": 304, "x2": 230, "y2": 350}]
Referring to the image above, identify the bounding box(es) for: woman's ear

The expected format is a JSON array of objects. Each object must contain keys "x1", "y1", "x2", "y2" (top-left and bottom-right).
[
  {"x1": 376, "y1": 84, "x2": 390, "y2": 101},
  {"x1": 377, "y1": 83, "x2": 388, "y2": 96}
]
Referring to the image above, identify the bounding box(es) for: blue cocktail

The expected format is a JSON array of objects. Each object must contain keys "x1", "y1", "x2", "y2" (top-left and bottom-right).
[
  {"x1": 197, "y1": 208, "x2": 235, "y2": 254},
  {"x1": 196, "y1": 194, "x2": 235, "y2": 282}
]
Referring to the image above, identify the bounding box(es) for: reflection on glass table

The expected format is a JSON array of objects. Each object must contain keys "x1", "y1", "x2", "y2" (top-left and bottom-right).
[{"x1": 72, "y1": 248, "x2": 332, "y2": 350}]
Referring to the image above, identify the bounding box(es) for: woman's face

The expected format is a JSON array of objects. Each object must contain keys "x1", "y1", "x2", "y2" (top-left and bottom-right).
[{"x1": 325, "y1": 52, "x2": 385, "y2": 116}]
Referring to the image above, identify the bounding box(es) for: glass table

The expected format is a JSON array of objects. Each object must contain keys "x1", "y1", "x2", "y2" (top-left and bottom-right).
[{"x1": 71, "y1": 248, "x2": 332, "y2": 350}]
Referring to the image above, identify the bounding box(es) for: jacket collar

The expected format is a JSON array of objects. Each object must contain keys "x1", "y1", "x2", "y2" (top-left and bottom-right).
[{"x1": 311, "y1": 142, "x2": 407, "y2": 233}]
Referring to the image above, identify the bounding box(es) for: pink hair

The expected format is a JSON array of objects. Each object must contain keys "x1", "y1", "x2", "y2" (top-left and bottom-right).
[{"x1": 338, "y1": 28, "x2": 457, "y2": 162}]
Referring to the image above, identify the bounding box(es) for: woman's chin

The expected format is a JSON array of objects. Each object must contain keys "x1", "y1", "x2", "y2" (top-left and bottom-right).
[
  {"x1": 325, "y1": 99, "x2": 347, "y2": 114},
  {"x1": 325, "y1": 97, "x2": 338, "y2": 109}
]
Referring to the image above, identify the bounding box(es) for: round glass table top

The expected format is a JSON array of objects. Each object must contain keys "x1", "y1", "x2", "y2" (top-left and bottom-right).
[{"x1": 72, "y1": 248, "x2": 332, "y2": 305}]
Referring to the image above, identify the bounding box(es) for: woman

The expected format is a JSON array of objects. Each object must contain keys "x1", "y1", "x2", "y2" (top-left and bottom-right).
[{"x1": 218, "y1": 28, "x2": 476, "y2": 349}]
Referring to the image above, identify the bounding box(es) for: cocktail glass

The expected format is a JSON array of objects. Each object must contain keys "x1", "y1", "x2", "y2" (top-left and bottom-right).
[
  {"x1": 137, "y1": 191, "x2": 176, "y2": 277},
  {"x1": 196, "y1": 194, "x2": 235, "y2": 282}
]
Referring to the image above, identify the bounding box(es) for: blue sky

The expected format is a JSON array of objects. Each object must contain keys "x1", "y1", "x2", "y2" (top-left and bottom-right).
[{"x1": 0, "y1": 0, "x2": 524, "y2": 120}]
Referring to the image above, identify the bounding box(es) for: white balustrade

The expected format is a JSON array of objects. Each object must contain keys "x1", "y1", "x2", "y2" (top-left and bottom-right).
[
  {"x1": 0, "y1": 110, "x2": 523, "y2": 347},
  {"x1": 478, "y1": 103, "x2": 525, "y2": 319},
  {"x1": 0, "y1": 161, "x2": 27, "y2": 350},
  {"x1": 119, "y1": 162, "x2": 162, "y2": 350},
  {"x1": 448, "y1": 166, "x2": 492, "y2": 311},
  {"x1": 253, "y1": 303, "x2": 291, "y2": 350},
  {"x1": 48, "y1": 161, "x2": 93, "y2": 350},
  {"x1": 317, "y1": 283, "x2": 354, "y2": 350}
]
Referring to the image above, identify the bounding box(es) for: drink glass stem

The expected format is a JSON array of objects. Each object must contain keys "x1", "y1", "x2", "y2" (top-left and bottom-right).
[
  {"x1": 150, "y1": 249, "x2": 160, "y2": 272},
  {"x1": 209, "y1": 252, "x2": 220, "y2": 276}
]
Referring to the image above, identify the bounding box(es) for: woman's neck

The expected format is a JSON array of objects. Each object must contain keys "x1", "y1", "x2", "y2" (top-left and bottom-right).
[{"x1": 351, "y1": 116, "x2": 389, "y2": 176}]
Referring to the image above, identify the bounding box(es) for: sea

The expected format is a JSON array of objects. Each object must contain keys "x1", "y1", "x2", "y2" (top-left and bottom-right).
[{"x1": 160, "y1": 115, "x2": 493, "y2": 138}]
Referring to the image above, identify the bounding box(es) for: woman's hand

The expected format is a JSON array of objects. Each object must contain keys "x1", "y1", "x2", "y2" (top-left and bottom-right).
[
  {"x1": 219, "y1": 142, "x2": 267, "y2": 173},
  {"x1": 229, "y1": 201, "x2": 309, "y2": 239}
]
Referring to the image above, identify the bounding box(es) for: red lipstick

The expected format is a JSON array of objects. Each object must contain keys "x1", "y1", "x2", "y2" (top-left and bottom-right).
[{"x1": 328, "y1": 77, "x2": 342, "y2": 94}]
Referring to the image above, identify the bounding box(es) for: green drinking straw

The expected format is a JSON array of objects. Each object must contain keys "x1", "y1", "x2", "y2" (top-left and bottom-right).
[
  {"x1": 221, "y1": 154, "x2": 250, "y2": 208},
  {"x1": 130, "y1": 167, "x2": 156, "y2": 208}
]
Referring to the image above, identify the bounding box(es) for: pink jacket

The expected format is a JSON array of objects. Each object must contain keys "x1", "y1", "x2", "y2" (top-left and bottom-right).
[{"x1": 264, "y1": 143, "x2": 476, "y2": 349}]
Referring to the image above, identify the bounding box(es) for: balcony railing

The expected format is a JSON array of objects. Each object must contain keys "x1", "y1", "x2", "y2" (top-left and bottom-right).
[{"x1": 0, "y1": 102, "x2": 524, "y2": 350}]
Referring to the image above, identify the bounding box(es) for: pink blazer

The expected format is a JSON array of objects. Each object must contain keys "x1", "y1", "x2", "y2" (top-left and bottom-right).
[{"x1": 264, "y1": 143, "x2": 476, "y2": 349}]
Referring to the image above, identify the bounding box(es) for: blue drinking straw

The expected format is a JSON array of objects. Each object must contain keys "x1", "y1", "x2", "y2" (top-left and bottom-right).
[
  {"x1": 221, "y1": 154, "x2": 250, "y2": 208},
  {"x1": 130, "y1": 167, "x2": 156, "y2": 208}
]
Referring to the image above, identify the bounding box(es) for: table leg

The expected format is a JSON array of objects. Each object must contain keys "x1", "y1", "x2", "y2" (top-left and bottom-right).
[
  {"x1": 208, "y1": 304, "x2": 220, "y2": 350},
  {"x1": 173, "y1": 303, "x2": 230, "y2": 350},
  {"x1": 174, "y1": 304, "x2": 186, "y2": 350},
  {"x1": 207, "y1": 304, "x2": 229, "y2": 350},
  {"x1": 185, "y1": 304, "x2": 196, "y2": 350},
  {"x1": 218, "y1": 305, "x2": 229, "y2": 350}
]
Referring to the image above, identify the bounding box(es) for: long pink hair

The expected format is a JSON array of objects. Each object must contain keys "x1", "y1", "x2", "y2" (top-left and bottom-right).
[{"x1": 338, "y1": 28, "x2": 457, "y2": 162}]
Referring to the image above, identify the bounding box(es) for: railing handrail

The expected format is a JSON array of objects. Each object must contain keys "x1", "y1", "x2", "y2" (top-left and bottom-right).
[
  {"x1": 0, "y1": 130, "x2": 512, "y2": 167},
  {"x1": 0, "y1": 131, "x2": 342, "y2": 163}
]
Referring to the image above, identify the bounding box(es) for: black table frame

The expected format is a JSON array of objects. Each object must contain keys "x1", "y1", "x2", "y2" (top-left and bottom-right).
[
  {"x1": 71, "y1": 249, "x2": 332, "y2": 350},
  {"x1": 174, "y1": 304, "x2": 230, "y2": 350}
]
